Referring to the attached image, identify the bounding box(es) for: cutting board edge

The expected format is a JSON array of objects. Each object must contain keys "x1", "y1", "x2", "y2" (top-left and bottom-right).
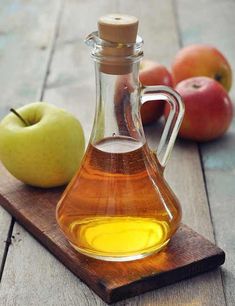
[
  {"x1": 0, "y1": 192, "x2": 226, "y2": 304},
  {"x1": 108, "y1": 250, "x2": 225, "y2": 303}
]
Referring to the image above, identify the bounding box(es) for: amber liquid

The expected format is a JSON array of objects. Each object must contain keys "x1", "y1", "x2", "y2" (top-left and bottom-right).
[{"x1": 56, "y1": 136, "x2": 181, "y2": 261}]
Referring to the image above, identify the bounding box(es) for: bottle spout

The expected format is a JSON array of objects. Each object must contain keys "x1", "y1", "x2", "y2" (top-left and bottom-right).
[{"x1": 84, "y1": 32, "x2": 98, "y2": 48}]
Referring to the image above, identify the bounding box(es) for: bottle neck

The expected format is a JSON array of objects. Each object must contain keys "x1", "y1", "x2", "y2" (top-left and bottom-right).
[{"x1": 89, "y1": 60, "x2": 146, "y2": 146}]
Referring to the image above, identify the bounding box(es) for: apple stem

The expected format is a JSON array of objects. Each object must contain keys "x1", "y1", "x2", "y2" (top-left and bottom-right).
[
  {"x1": 215, "y1": 73, "x2": 222, "y2": 82},
  {"x1": 10, "y1": 108, "x2": 29, "y2": 126},
  {"x1": 192, "y1": 84, "x2": 201, "y2": 89}
]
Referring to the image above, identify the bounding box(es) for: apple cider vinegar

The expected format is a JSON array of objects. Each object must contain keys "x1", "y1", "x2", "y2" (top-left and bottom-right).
[
  {"x1": 56, "y1": 14, "x2": 184, "y2": 261},
  {"x1": 56, "y1": 136, "x2": 181, "y2": 261}
]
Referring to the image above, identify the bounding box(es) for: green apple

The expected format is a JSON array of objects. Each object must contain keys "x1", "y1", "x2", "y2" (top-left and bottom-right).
[{"x1": 0, "y1": 102, "x2": 85, "y2": 188}]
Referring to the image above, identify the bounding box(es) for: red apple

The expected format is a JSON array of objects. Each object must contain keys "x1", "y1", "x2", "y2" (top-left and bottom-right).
[
  {"x1": 140, "y1": 60, "x2": 173, "y2": 87},
  {"x1": 140, "y1": 60, "x2": 173, "y2": 125},
  {"x1": 165, "y1": 77, "x2": 233, "y2": 142},
  {"x1": 172, "y1": 44, "x2": 232, "y2": 92}
]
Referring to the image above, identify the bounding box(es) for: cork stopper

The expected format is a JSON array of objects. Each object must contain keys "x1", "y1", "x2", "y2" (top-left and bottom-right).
[
  {"x1": 98, "y1": 14, "x2": 139, "y2": 74},
  {"x1": 98, "y1": 14, "x2": 138, "y2": 43}
]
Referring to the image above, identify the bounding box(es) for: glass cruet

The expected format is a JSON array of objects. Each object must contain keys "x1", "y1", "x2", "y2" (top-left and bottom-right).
[{"x1": 56, "y1": 14, "x2": 184, "y2": 261}]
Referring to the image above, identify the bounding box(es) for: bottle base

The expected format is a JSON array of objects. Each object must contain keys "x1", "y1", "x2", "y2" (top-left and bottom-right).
[
  {"x1": 69, "y1": 239, "x2": 170, "y2": 262},
  {"x1": 64, "y1": 216, "x2": 172, "y2": 261}
]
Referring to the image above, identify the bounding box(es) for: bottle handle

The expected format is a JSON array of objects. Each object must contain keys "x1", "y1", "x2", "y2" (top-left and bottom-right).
[{"x1": 140, "y1": 85, "x2": 184, "y2": 168}]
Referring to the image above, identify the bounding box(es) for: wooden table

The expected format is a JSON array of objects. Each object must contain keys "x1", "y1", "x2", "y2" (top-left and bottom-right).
[{"x1": 0, "y1": 1, "x2": 234, "y2": 305}]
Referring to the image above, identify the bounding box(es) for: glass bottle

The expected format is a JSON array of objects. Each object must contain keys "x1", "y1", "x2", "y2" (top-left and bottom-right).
[{"x1": 56, "y1": 15, "x2": 184, "y2": 261}]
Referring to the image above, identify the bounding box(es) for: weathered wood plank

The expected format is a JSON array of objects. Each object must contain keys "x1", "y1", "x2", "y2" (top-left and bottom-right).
[
  {"x1": 0, "y1": 210, "x2": 13, "y2": 279},
  {"x1": 0, "y1": 1, "x2": 116, "y2": 305},
  {"x1": 128, "y1": 0, "x2": 225, "y2": 303},
  {"x1": 0, "y1": 0, "x2": 62, "y2": 280},
  {"x1": 0, "y1": 0, "x2": 62, "y2": 113},
  {"x1": 176, "y1": 0, "x2": 235, "y2": 304},
  {"x1": 0, "y1": 0, "x2": 226, "y2": 305}
]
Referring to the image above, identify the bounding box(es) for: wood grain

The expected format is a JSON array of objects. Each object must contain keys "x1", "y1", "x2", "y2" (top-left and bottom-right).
[
  {"x1": 0, "y1": 0, "x2": 228, "y2": 305},
  {"x1": 0, "y1": 1, "x2": 116, "y2": 305},
  {"x1": 0, "y1": 163, "x2": 225, "y2": 304},
  {"x1": 176, "y1": 1, "x2": 235, "y2": 304},
  {"x1": 0, "y1": 0, "x2": 62, "y2": 277},
  {"x1": 0, "y1": 209, "x2": 12, "y2": 275}
]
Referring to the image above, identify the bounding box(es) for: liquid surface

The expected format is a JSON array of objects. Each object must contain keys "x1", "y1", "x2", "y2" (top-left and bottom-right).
[
  {"x1": 56, "y1": 136, "x2": 181, "y2": 261},
  {"x1": 96, "y1": 136, "x2": 142, "y2": 153}
]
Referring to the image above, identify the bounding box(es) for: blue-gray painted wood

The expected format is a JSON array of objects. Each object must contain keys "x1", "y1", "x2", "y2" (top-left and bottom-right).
[
  {"x1": 176, "y1": 0, "x2": 235, "y2": 304},
  {"x1": 0, "y1": 0, "x2": 229, "y2": 305},
  {"x1": 0, "y1": 0, "x2": 62, "y2": 286}
]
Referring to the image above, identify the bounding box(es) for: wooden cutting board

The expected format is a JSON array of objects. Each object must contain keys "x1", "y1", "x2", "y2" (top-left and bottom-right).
[{"x1": 0, "y1": 164, "x2": 225, "y2": 304}]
